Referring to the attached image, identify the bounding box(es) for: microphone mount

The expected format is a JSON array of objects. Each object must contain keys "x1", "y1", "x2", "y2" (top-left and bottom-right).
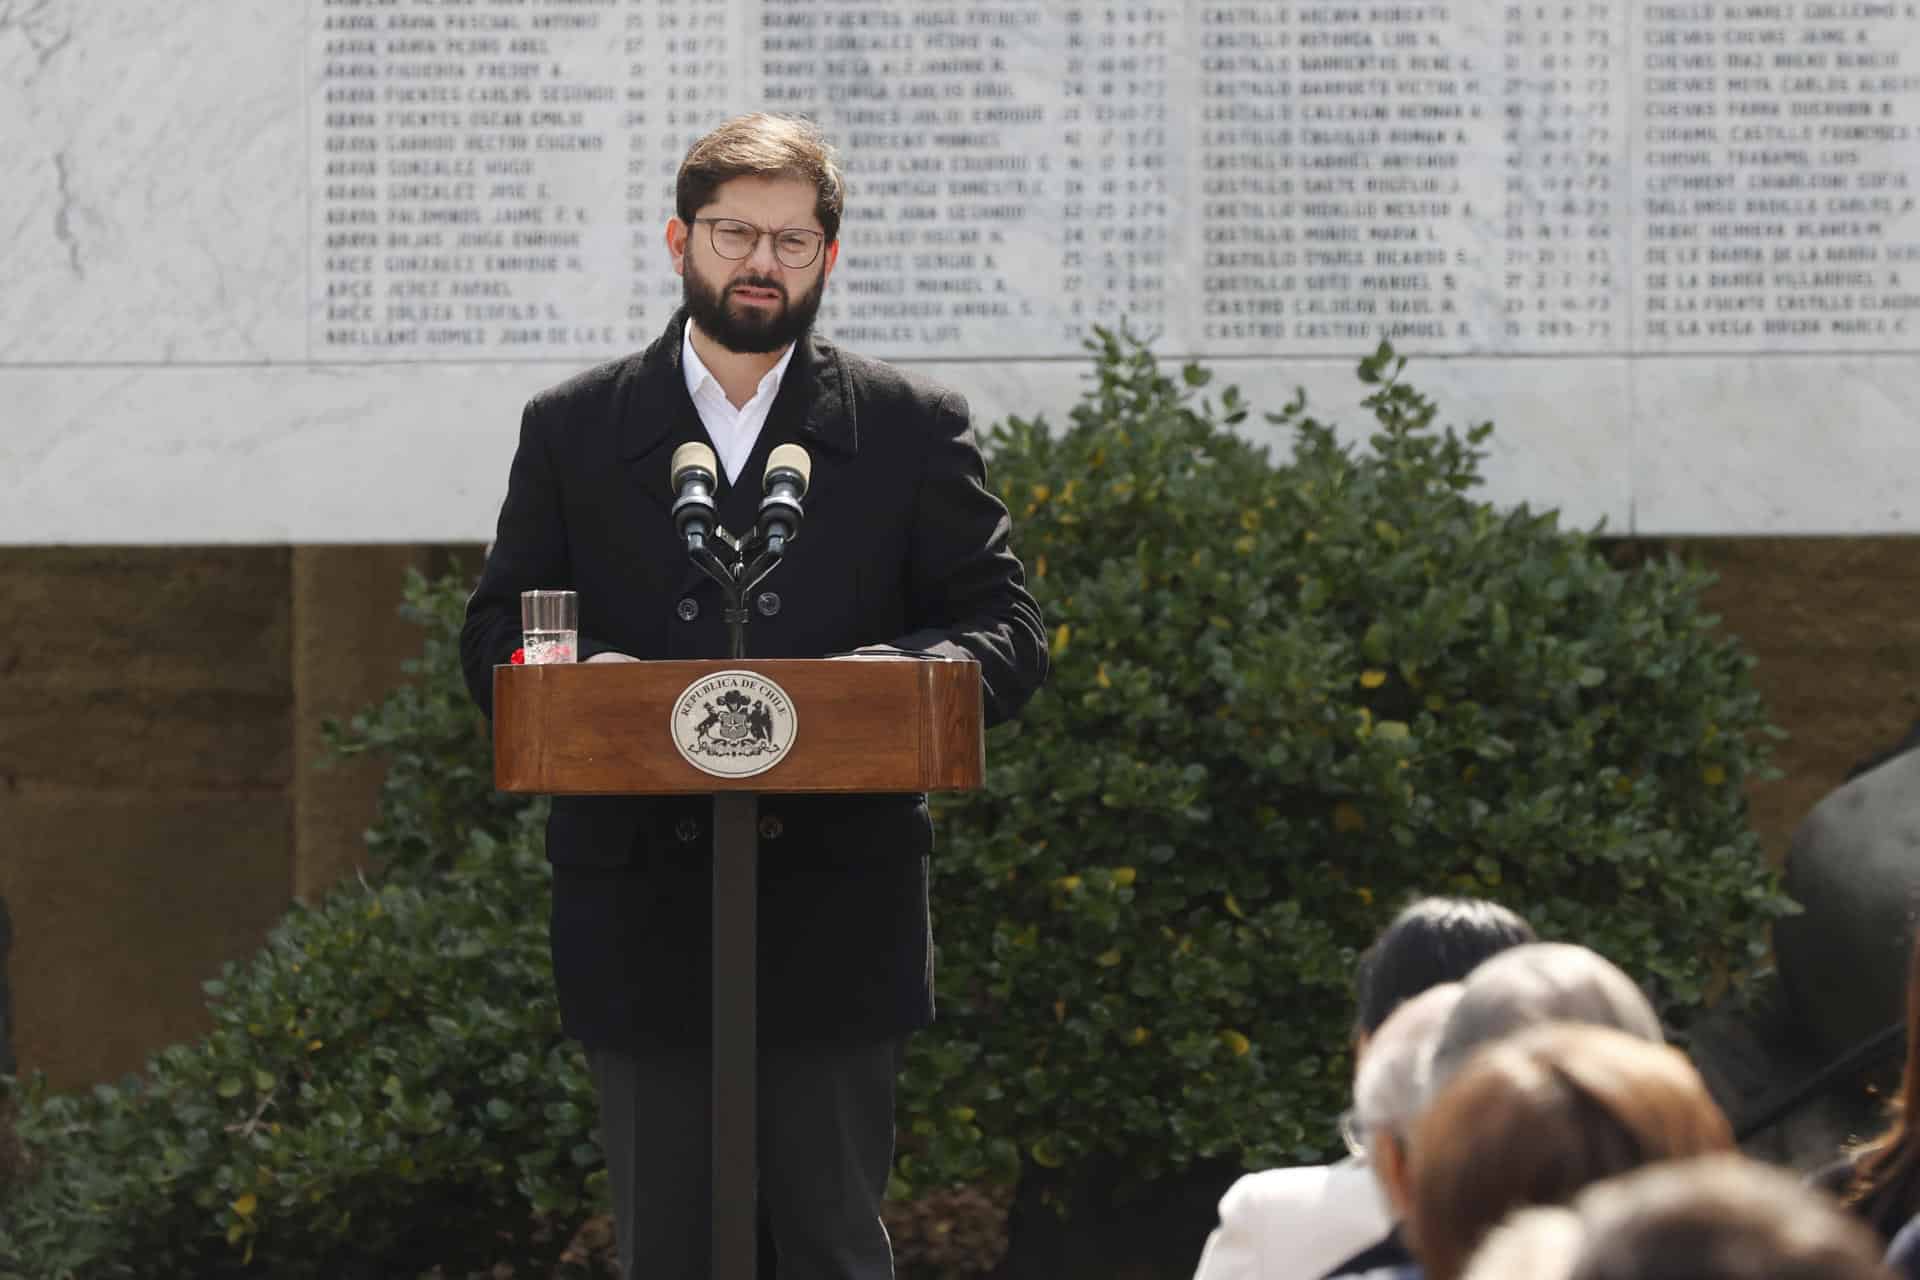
[
  {"x1": 682, "y1": 529, "x2": 786, "y2": 660},
  {"x1": 672, "y1": 445, "x2": 810, "y2": 659}
]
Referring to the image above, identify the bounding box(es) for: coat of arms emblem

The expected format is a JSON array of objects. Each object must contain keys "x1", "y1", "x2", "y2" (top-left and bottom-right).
[
  {"x1": 671, "y1": 670, "x2": 798, "y2": 778},
  {"x1": 695, "y1": 690, "x2": 775, "y2": 753}
]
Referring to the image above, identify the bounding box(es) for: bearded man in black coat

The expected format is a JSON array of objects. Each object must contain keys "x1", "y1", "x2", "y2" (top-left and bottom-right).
[{"x1": 461, "y1": 113, "x2": 1047, "y2": 1279}]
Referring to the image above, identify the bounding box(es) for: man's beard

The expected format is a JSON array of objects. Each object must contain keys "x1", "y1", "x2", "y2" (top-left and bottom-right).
[{"x1": 681, "y1": 262, "x2": 825, "y2": 354}]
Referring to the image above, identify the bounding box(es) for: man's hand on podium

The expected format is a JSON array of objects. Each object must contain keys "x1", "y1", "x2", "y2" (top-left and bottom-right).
[
  {"x1": 830, "y1": 645, "x2": 911, "y2": 659},
  {"x1": 577, "y1": 648, "x2": 942, "y2": 662}
]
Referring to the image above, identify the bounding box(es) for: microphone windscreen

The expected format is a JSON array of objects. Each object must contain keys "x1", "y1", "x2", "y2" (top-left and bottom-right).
[
  {"x1": 766, "y1": 443, "x2": 812, "y2": 494},
  {"x1": 671, "y1": 440, "x2": 718, "y2": 486}
]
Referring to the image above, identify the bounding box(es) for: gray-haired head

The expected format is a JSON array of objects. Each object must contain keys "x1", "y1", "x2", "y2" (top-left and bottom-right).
[
  {"x1": 1353, "y1": 981, "x2": 1466, "y2": 1143},
  {"x1": 1427, "y1": 942, "x2": 1663, "y2": 1095}
]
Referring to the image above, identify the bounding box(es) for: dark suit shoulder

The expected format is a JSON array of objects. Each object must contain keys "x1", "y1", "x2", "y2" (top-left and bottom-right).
[
  {"x1": 525, "y1": 335, "x2": 666, "y2": 421},
  {"x1": 526, "y1": 356, "x2": 620, "y2": 414},
  {"x1": 817, "y1": 338, "x2": 961, "y2": 417}
]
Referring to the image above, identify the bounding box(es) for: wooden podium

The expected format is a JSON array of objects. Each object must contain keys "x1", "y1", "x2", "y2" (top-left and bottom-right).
[{"x1": 494, "y1": 657, "x2": 984, "y2": 1278}]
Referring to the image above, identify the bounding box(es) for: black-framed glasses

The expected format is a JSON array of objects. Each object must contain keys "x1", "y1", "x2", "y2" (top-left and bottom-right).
[{"x1": 689, "y1": 216, "x2": 826, "y2": 270}]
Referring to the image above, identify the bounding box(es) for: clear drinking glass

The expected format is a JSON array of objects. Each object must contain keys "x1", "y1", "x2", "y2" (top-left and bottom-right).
[{"x1": 520, "y1": 590, "x2": 578, "y2": 664}]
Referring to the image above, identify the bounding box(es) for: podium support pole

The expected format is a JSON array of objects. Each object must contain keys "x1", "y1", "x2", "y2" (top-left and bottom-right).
[{"x1": 711, "y1": 791, "x2": 759, "y2": 1279}]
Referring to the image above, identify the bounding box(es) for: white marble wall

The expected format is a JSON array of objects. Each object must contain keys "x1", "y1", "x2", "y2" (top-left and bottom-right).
[
  {"x1": 2, "y1": 1, "x2": 305, "y2": 366},
  {"x1": 2, "y1": 1, "x2": 1916, "y2": 542}
]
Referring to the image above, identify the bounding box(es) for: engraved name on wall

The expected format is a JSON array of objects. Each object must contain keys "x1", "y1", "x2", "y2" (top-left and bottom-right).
[{"x1": 310, "y1": 0, "x2": 1920, "y2": 361}]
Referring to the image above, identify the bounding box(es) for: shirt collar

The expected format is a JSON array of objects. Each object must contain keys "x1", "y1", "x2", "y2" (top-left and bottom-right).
[{"x1": 682, "y1": 320, "x2": 795, "y2": 405}]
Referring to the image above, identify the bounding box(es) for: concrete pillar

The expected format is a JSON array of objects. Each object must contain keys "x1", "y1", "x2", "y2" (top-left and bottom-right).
[
  {"x1": 0, "y1": 547, "x2": 293, "y2": 1090},
  {"x1": 289, "y1": 546, "x2": 435, "y2": 902}
]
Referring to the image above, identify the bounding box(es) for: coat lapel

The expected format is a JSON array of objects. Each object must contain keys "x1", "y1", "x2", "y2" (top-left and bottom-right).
[
  {"x1": 788, "y1": 331, "x2": 857, "y2": 462},
  {"x1": 618, "y1": 311, "x2": 711, "y2": 516},
  {"x1": 714, "y1": 332, "x2": 857, "y2": 534},
  {"x1": 615, "y1": 313, "x2": 719, "y2": 598},
  {"x1": 625, "y1": 314, "x2": 861, "y2": 595}
]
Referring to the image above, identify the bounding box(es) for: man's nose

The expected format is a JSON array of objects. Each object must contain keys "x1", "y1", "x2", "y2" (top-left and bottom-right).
[{"x1": 745, "y1": 232, "x2": 783, "y2": 271}]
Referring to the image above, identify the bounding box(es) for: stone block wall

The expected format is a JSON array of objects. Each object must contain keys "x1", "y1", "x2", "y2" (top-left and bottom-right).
[{"x1": 0, "y1": 546, "x2": 433, "y2": 1089}]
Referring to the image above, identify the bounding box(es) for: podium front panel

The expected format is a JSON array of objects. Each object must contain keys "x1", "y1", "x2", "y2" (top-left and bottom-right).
[{"x1": 493, "y1": 657, "x2": 983, "y2": 796}]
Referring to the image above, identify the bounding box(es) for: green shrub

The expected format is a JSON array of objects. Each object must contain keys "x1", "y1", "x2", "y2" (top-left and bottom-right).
[
  {"x1": 890, "y1": 330, "x2": 1792, "y2": 1199},
  {"x1": 0, "y1": 806, "x2": 598, "y2": 1280}
]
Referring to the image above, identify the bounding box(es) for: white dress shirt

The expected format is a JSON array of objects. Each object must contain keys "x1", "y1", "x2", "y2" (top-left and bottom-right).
[
  {"x1": 682, "y1": 321, "x2": 796, "y2": 484},
  {"x1": 1191, "y1": 1158, "x2": 1390, "y2": 1280}
]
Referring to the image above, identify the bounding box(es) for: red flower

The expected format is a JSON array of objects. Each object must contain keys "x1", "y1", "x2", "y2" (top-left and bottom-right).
[{"x1": 510, "y1": 648, "x2": 526, "y2": 665}]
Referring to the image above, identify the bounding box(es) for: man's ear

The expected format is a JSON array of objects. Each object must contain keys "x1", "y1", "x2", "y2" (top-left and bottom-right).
[
  {"x1": 820, "y1": 237, "x2": 840, "y2": 283},
  {"x1": 666, "y1": 218, "x2": 689, "y2": 276},
  {"x1": 1374, "y1": 1131, "x2": 1416, "y2": 1221}
]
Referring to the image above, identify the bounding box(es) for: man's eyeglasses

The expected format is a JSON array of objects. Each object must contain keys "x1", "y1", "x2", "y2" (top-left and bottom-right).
[
  {"x1": 1339, "y1": 1108, "x2": 1369, "y2": 1161},
  {"x1": 689, "y1": 217, "x2": 827, "y2": 270}
]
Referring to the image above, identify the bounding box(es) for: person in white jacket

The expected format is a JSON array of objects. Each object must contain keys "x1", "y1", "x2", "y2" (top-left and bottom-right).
[
  {"x1": 1192, "y1": 1136, "x2": 1392, "y2": 1280},
  {"x1": 1192, "y1": 897, "x2": 1535, "y2": 1280}
]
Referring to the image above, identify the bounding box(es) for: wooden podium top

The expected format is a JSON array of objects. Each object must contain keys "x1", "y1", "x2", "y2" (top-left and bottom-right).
[{"x1": 493, "y1": 656, "x2": 984, "y2": 795}]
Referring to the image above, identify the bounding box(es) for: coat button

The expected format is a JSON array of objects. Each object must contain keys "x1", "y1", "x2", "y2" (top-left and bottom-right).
[
  {"x1": 676, "y1": 597, "x2": 700, "y2": 622},
  {"x1": 758, "y1": 815, "x2": 784, "y2": 840},
  {"x1": 755, "y1": 591, "x2": 781, "y2": 618},
  {"x1": 675, "y1": 817, "x2": 701, "y2": 843}
]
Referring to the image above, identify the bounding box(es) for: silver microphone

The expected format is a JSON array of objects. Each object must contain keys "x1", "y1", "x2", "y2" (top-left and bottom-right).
[
  {"x1": 758, "y1": 443, "x2": 812, "y2": 553},
  {"x1": 670, "y1": 441, "x2": 720, "y2": 548}
]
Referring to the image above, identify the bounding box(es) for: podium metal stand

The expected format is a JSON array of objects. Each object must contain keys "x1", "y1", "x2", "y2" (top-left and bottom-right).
[{"x1": 494, "y1": 657, "x2": 983, "y2": 1278}]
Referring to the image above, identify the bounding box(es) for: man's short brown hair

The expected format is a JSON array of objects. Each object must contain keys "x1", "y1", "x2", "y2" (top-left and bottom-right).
[{"x1": 676, "y1": 113, "x2": 845, "y2": 243}]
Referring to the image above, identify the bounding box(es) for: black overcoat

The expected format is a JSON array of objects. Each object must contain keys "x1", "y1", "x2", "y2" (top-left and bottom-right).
[{"x1": 461, "y1": 312, "x2": 1048, "y2": 1050}]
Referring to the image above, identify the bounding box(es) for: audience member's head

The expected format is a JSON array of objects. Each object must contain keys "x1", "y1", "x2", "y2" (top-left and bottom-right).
[
  {"x1": 1459, "y1": 1207, "x2": 1584, "y2": 1280},
  {"x1": 1349, "y1": 982, "x2": 1465, "y2": 1220},
  {"x1": 1408, "y1": 1023, "x2": 1733, "y2": 1280},
  {"x1": 1352, "y1": 896, "x2": 1537, "y2": 1043},
  {"x1": 1568, "y1": 1155, "x2": 1892, "y2": 1280},
  {"x1": 1460, "y1": 1158, "x2": 1893, "y2": 1280},
  {"x1": 1845, "y1": 926, "x2": 1920, "y2": 1240},
  {"x1": 1427, "y1": 942, "x2": 1663, "y2": 1093}
]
